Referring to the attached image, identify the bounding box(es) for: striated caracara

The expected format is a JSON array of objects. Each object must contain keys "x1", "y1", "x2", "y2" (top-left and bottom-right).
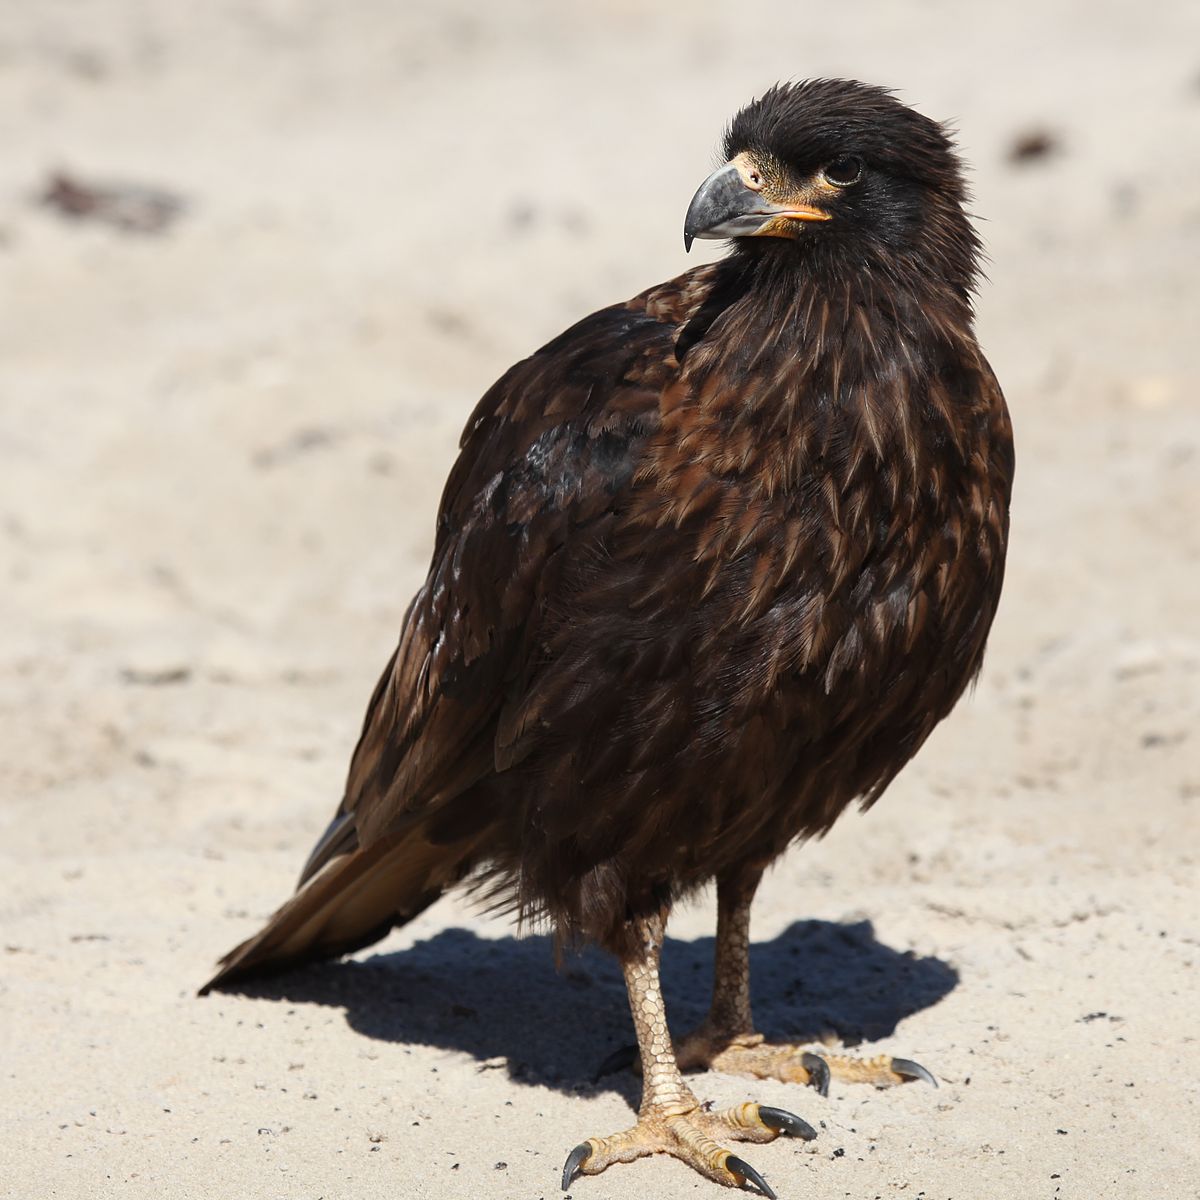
[{"x1": 203, "y1": 79, "x2": 1014, "y2": 1197}]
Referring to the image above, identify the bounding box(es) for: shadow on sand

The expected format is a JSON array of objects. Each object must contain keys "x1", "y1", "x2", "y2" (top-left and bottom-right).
[{"x1": 224, "y1": 919, "x2": 957, "y2": 1101}]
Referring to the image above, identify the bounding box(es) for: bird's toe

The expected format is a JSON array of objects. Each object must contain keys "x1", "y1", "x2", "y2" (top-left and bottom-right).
[{"x1": 561, "y1": 1100, "x2": 810, "y2": 1193}]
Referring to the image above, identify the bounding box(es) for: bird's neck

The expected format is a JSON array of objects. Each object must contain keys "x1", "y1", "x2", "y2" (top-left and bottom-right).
[
  {"x1": 732, "y1": 245, "x2": 976, "y2": 358},
  {"x1": 663, "y1": 253, "x2": 981, "y2": 502}
]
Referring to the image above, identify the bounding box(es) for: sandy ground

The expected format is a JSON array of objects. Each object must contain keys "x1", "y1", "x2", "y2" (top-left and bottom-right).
[{"x1": 2, "y1": 2, "x2": 1199, "y2": 1198}]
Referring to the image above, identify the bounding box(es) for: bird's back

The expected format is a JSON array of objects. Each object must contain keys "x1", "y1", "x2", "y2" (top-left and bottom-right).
[{"x1": 205, "y1": 254, "x2": 1011, "y2": 987}]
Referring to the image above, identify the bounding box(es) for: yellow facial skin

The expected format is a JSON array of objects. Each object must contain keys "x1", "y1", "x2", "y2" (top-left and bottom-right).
[{"x1": 728, "y1": 150, "x2": 835, "y2": 236}]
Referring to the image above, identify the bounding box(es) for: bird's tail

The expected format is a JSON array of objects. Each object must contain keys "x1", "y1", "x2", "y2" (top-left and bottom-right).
[{"x1": 199, "y1": 822, "x2": 476, "y2": 994}]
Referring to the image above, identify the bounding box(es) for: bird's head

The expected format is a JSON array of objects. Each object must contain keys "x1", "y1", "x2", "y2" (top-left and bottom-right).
[{"x1": 685, "y1": 80, "x2": 980, "y2": 296}]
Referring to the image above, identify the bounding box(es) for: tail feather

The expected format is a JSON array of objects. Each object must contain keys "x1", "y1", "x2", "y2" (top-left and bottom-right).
[{"x1": 200, "y1": 825, "x2": 473, "y2": 994}]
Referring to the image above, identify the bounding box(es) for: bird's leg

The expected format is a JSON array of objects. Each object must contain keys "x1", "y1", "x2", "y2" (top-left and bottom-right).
[
  {"x1": 674, "y1": 868, "x2": 766, "y2": 1065},
  {"x1": 563, "y1": 908, "x2": 815, "y2": 1197},
  {"x1": 675, "y1": 870, "x2": 937, "y2": 1094}
]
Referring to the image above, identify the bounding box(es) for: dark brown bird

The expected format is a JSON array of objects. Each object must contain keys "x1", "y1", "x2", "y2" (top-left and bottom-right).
[{"x1": 203, "y1": 79, "x2": 1013, "y2": 1198}]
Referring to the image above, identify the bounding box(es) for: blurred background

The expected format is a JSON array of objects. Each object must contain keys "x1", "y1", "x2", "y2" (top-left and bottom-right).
[{"x1": 2, "y1": 2, "x2": 1197, "y2": 1198}]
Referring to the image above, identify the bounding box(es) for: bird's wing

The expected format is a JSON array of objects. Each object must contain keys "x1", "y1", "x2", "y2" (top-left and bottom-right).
[{"x1": 304, "y1": 266, "x2": 725, "y2": 876}]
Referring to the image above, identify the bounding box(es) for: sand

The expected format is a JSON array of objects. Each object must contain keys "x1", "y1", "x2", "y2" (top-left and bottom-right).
[{"x1": 2, "y1": 2, "x2": 1198, "y2": 1198}]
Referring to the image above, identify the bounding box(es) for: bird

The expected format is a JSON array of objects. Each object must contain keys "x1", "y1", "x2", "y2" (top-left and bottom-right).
[{"x1": 202, "y1": 79, "x2": 1014, "y2": 1198}]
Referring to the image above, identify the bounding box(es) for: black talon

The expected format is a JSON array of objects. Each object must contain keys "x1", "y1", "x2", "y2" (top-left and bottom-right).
[
  {"x1": 561, "y1": 1142, "x2": 591, "y2": 1191},
  {"x1": 592, "y1": 1043, "x2": 637, "y2": 1083},
  {"x1": 758, "y1": 1105, "x2": 818, "y2": 1141},
  {"x1": 891, "y1": 1057, "x2": 938, "y2": 1088},
  {"x1": 726, "y1": 1155, "x2": 777, "y2": 1199},
  {"x1": 801, "y1": 1051, "x2": 831, "y2": 1097}
]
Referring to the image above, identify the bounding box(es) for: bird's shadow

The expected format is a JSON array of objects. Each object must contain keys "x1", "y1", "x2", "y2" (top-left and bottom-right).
[{"x1": 226, "y1": 919, "x2": 957, "y2": 1102}]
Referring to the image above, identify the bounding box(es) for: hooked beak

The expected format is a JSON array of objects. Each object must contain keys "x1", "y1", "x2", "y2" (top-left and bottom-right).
[{"x1": 683, "y1": 160, "x2": 831, "y2": 251}]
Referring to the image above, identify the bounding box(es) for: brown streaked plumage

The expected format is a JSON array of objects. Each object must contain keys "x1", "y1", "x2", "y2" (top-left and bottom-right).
[{"x1": 203, "y1": 80, "x2": 1013, "y2": 1197}]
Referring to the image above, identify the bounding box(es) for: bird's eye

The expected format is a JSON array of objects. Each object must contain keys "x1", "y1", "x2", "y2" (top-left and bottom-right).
[{"x1": 822, "y1": 156, "x2": 863, "y2": 187}]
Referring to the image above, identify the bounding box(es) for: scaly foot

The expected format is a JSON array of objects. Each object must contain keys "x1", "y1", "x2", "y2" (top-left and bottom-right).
[
  {"x1": 675, "y1": 1026, "x2": 937, "y2": 1095},
  {"x1": 562, "y1": 1099, "x2": 815, "y2": 1196}
]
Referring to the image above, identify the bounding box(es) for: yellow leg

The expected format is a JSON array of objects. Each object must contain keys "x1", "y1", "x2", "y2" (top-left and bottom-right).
[
  {"x1": 563, "y1": 909, "x2": 816, "y2": 1197},
  {"x1": 674, "y1": 870, "x2": 937, "y2": 1094}
]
